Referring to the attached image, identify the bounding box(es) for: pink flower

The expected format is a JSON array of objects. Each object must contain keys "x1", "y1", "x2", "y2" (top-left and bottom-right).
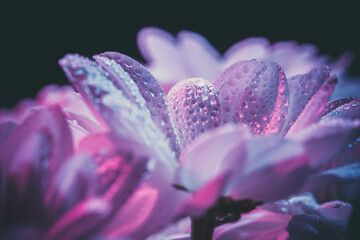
[
  {"x1": 1, "y1": 28, "x2": 359, "y2": 239},
  {"x1": 137, "y1": 27, "x2": 360, "y2": 100}
]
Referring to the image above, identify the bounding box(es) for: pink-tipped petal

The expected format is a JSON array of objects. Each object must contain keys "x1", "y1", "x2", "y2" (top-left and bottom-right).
[
  {"x1": 95, "y1": 52, "x2": 180, "y2": 155},
  {"x1": 290, "y1": 119, "x2": 360, "y2": 168},
  {"x1": 44, "y1": 153, "x2": 96, "y2": 221},
  {"x1": 167, "y1": 78, "x2": 222, "y2": 149},
  {"x1": 45, "y1": 197, "x2": 111, "y2": 240},
  {"x1": 59, "y1": 54, "x2": 175, "y2": 164},
  {"x1": 229, "y1": 137, "x2": 308, "y2": 202},
  {"x1": 283, "y1": 65, "x2": 336, "y2": 135},
  {"x1": 215, "y1": 60, "x2": 289, "y2": 135},
  {"x1": 174, "y1": 124, "x2": 249, "y2": 193}
]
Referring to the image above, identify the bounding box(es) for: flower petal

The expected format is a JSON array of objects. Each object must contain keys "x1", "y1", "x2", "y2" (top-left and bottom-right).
[
  {"x1": 322, "y1": 98, "x2": 360, "y2": 121},
  {"x1": 214, "y1": 60, "x2": 289, "y2": 135},
  {"x1": 290, "y1": 119, "x2": 360, "y2": 168},
  {"x1": 95, "y1": 52, "x2": 180, "y2": 155},
  {"x1": 44, "y1": 153, "x2": 97, "y2": 221},
  {"x1": 45, "y1": 197, "x2": 111, "y2": 240},
  {"x1": 59, "y1": 54, "x2": 175, "y2": 164},
  {"x1": 167, "y1": 78, "x2": 222, "y2": 149},
  {"x1": 174, "y1": 124, "x2": 249, "y2": 193},
  {"x1": 0, "y1": 121, "x2": 17, "y2": 146},
  {"x1": 213, "y1": 208, "x2": 290, "y2": 240},
  {"x1": 287, "y1": 214, "x2": 347, "y2": 240},
  {"x1": 228, "y1": 137, "x2": 308, "y2": 201},
  {"x1": 146, "y1": 217, "x2": 191, "y2": 240},
  {"x1": 283, "y1": 65, "x2": 337, "y2": 135}
]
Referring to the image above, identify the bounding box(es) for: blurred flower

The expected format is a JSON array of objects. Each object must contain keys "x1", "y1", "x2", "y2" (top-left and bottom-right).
[
  {"x1": 137, "y1": 27, "x2": 360, "y2": 99},
  {"x1": 1, "y1": 27, "x2": 360, "y2": 239}
]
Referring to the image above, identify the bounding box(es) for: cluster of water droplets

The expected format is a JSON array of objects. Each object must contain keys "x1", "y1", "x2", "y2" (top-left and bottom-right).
[
  {"x1": 214, "y1": 60, "x2": 289, "y2": 135},
  {"x1": 167, "y1": 78, "x2": 221, "y2": 149}
]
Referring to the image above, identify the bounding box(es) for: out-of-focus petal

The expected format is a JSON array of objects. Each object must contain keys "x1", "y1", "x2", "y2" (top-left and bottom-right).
[
  {"x1": 167, "y1": 78, "x2": 221, "y2": 149},
  {"x1": 283, "y1": 65, "x2": 336, "y2": 135},
  {"x1": 137, "y1": 27, "x2": 221, "y2": 90},
  {"x1": 0, "y1": 106, "x2": 73, "y2": 225},
  {"x1": 213, "y1": 208, "x2": 290, "y2": 240},
  {"x1": 146, "y1": 217, "x2": 191, "y2": 240},
  {"x1": 0, "y1": 121, "x2": 17, "y2": 146},
  {"x1": 214, "y1": 60, "x2": 289, "y2": 135},
  {"x1": 0, "y1": 99, "x2": 37, "y2": 125},
  {"x1": 287, "y1": 214, "x2": 347, "y2": 240},
  {"x1": 95, "y1": 52, "x2": 180, "y2": 155},
  {"x1": 223, "y1": 38, "x2": 269, "y2": 69},
  {"x1": 78, "y1": 133, "x2": 188, "y2": 239},
  {"x1": 174, "y1": 124, "x2": 249, "y2": 193},
  {"x1": 45, "y1": 197, "x2": 111, "y2": 240},
  {"x1": 290, "y1": 119, "x2": 360, "y2": 168},
  {"x1": 59, "y1": 54, "x2": 175, "y2": 165},
  {"x1": 44, "y1": 153, "x2": 96, "y2": 221},
  {"x1": 228, "y1": 137, "x2": 308, "y2": 202}
]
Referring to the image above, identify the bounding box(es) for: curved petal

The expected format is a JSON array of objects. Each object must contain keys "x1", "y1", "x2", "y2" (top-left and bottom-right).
[
  {"x1": 59, "y1": 54, "x2": 175, "y2": 165},
  {"x1": 95, "y1": 52, "x2": 180, "y2": 156},
  {"x1": 167, "y1": 78, "x2": 222, "y2": 149},
  {"x1": 283, "y1": 65, "x2": 336, "y2": 135},
  {"x1": 322, "y1": 98, "x2": 360, "y2": 121},
  {"x1": 146, "y1": 217, "x2": 191, "y2": 240},
  {"x1": 228, "y1": 137, "x2": 308, "y2": 202},
  {"x1": 215, "y1": 60, "x2": 289, "y2": 135},
  {"x1": 79, "y1": 133, "x2": 188, "y2": 239},
  {"x1": 0, "y1": 106, "x2": 73, "y2": 225},
  {"x1": 290, "y1": 119, "x2": 360, "y2": 168},
  {"x1": 0, "y1": 121, "x2": 17, "y2": 146},
  {"x1": 213, "y1": 208, "x2": 290, "y2": 240}
]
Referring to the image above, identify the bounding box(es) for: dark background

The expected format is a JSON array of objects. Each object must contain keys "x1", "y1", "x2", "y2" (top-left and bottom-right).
[{"x1": 1, "y1": 1, "x2": 359, "y2": 108}]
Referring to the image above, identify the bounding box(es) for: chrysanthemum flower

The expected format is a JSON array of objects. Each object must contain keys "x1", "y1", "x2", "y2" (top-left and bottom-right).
[{"x1": 1, "y1": 28, "x2": 359, "y2": 239}]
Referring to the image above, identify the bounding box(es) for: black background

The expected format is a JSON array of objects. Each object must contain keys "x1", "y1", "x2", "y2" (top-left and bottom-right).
[{"x1": 1, "y1": 1, "x2": 359, "y2": 108}]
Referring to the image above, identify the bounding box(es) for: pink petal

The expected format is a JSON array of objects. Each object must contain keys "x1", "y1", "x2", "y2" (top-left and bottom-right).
[
  {"x1": 177, "y1": 30, "x2": 221, "y2": 81},
  {"x1": 283, "y1": 65, "x2": 337, "y2": 135},
  {"x1": 228, "y1": 137, "x2": 308, "y2": 202},
  {"x1": 95, "y1": 52, "x2": 180, "y2": 155},
  {"x1": 290, "y1": 119, "x2": 360, "y2": 168},
  {"x1": 0, "y1": 121, "x2": 17, "y2": 146},
  {"x1": 223, "y1": 37, "x2": 270, "y2": 68},
  {"x1": 213, "y1": 208, "x2": 291, "y2": 240},
  {"x1": 0, "y1": 106, "x2": 73, "y2": 223},
  {"x1": 59, "y1": 54, "x2": 175, "y2": 163},
  {"x1": 44, "y1": 153, "x2": 96, "y2": 221},
  {"x1": 45, "y1": 197, "x2": 111, "y2": 240},
  {"x1": 174, "y1": 124, "x2": 250, "y2": 193},
  {"x1": 167, "y1": 78, "x2": 222, "y2": 149},
  {"x1": 137, "y1": 27, "x2": 189, "y2": 87},
  {"x1": 78, "y1": 133, "x2": 188, "y2": 239},
  {"x1": 215, "y1": 60, "x2": 289, "y2": 135}
]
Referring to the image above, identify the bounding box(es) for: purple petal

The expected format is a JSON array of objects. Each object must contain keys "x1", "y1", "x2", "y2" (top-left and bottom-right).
[
  {"x1": 322, "y1": 98, "x2": 360, "y2": 121},
  {"x1": 0, "y1": 106, "x2": 73, "y2": 224},
  {"x1": 214, "y1": 208, "x2": 290, "y2": 240},
  {"x1": 167, "y1": 78, "x2": 222, "y2": 149},
  {"x1": 146, "y1": 217, "x2": 191, "y2": 240},
  {"x1": 291, "y1": 119, "x2": 360, "y2": 168},
  {"x1": 59, "y1": 54, "x2": 175, "y2": 163},
  {"x1": 228, "y1": 137, "x2": 309, "y2": 201},
  {"x1": 215, "y1": 60, "x2": 289, "y2": 135},
  {"x1": 287, "y1": 214, "x2": 347, "y2": 240},
  {"x1": 0, "y1": 121, "x2": 17, "y2": 146},
  {"x1": 174, "y1": 124, "x2": 249, "y2": 193},
  {"x1": 45, "y1": 197, "x2": 111, "y2": 240},
  {"x1": 283, "y1": 65, "x2": 337, "y2": 135},
  {"x1": 44, "y1": 153, "x2": 96, "y2": 221},
  {"x1": 322, "y1": 97, "x2": 356, "y2": 116},
  {"x1": 78, "y1": 133, "x2": 187, "y2": 239},
  {"x1": 94, "y1": 52, "x2": 180, "y2": 155}
]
